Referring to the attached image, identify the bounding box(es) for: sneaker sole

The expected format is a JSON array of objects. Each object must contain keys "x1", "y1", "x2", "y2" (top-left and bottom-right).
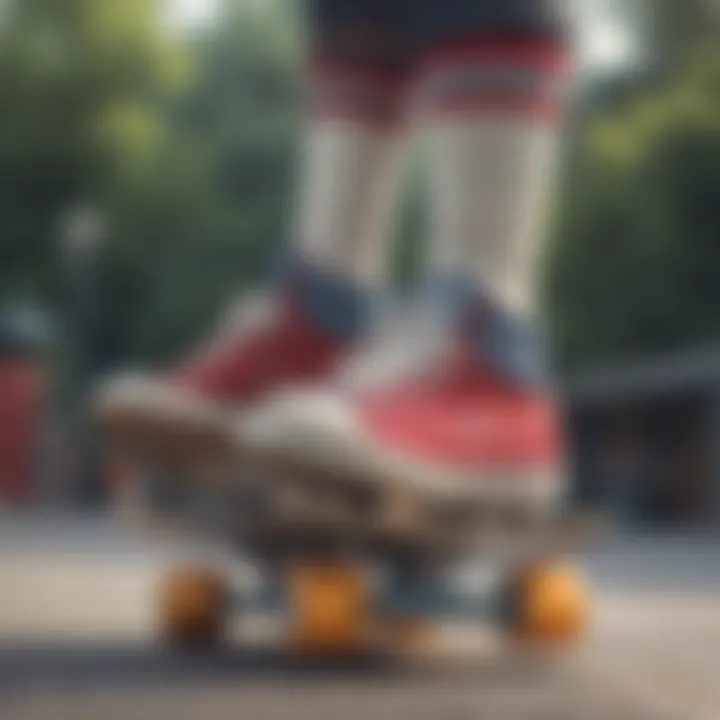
[
  {"x1": 94, "y1": 382, "x2": 237, "y2": 463},
  {"x1": 226, "y1": 424, "x2": 576, "y2": 553}
]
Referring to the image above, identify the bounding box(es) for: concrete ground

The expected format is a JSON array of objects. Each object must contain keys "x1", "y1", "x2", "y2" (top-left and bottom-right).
[{"x1": 0, "y1": 513, "x2": 718, "y2": 720}]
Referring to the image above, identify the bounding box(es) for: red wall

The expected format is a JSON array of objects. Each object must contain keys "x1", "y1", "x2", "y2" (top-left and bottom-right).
[{"x1": 0, "y1": 359, "x2": 44, "y2": 504}]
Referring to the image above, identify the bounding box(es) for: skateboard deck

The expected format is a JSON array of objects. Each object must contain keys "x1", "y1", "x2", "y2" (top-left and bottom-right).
[{"x1": 114, "y1": 458, "x2": 597, "y2": 565}]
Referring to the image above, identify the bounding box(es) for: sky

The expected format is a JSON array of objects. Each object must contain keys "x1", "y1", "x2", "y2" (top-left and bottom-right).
[
  {"x1": 165, "y1": 0, "x2": 219, "y2": 30},
  {"x1": 165, "y1": 0, "x2": 638, "y2": 72}
]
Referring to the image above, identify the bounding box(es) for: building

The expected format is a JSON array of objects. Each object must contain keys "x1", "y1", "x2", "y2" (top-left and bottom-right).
[{"x1": 565, "y1": 350, "x2": 720, "y2": 527}]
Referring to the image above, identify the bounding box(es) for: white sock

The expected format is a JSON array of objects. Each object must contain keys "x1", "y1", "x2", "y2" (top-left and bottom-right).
[
  {"x1": 293, "y1": 18, "x2": 411, "y2": 287},
  {"x1": 296, "y1": 120, "x2": 404, "y2": 285},
  {"x1": 419, "y1": 34, "x2": 573, "y2": 317},
  {"x1": 428, "y1": 118, "x2": 560, "y2": 315}
]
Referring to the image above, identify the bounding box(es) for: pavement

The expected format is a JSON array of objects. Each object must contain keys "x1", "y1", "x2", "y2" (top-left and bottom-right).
[{"x1": 0, "y1": 512, "x2": 718, "y2": 720}]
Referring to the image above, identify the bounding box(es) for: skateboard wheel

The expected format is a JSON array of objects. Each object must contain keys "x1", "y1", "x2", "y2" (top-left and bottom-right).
[
  {"x1": 158, "y1": 566, "x2": 228, "y2": 645},
  {"x1": 499, "y1": 560, "x2": 589, "y2": 645},
  {"x1": 288, "y1": 563, "x2": 370, "y2": 654}
]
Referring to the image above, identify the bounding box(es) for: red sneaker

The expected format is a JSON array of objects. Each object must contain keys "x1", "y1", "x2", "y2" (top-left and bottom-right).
[
  {"x1": 95, "y1": 262, "x2": 369, "y2": 455},
  {"x1": 241, "y1": 285, "x2": 563, "y2": 517}
]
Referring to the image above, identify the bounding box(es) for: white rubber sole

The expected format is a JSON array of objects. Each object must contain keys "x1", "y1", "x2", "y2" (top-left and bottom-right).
[
  {"x1": 95, "y1": 378, "x2": 567, "y2": 542},
  {"x1": 233, "y1": 415, "x2": 564, "y2": 520},
  {"x1": 94, "y1": 377, "x2": 235, "y2": 458}
]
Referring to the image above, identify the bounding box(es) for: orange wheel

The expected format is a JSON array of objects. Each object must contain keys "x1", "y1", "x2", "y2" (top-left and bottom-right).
[
  {"x1": 500, "y1": 560, "x2": 589, "y2": 646},
  {"x1": 288, "y1": 562, "x2": 370, "y2": 655},
  {"x1": 158, "y1": 566, "x2": 228, "y2": 645}
]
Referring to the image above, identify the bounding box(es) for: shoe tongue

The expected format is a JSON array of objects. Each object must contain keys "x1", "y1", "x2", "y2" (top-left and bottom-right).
[
  {"x1": 418, "y1": 274, "x2": 548, "y2": 386},
  {"x1": 416, "y1": 275, "x2": 477, "y2": 325},
  {"x1": 277, "y1": 255, "x2": 382, "y2": 341}
]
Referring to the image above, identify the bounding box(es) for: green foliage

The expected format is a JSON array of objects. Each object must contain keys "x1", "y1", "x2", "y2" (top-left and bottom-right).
[
  {"x1": 0, "y1": 0, "x2": 187, "y2": 298},
  {"x1": 0, "y1": 0, "x2": 301, "y2": 365},
  {"x1": 547, "y1": 43, "x2": 720, "y2": 369},
  {"x1": 648, "y1": 0, "x2": 719, "y2": 67},
  {"x1": 100, "y1": 1, "x2": 301, "y2": 363}
]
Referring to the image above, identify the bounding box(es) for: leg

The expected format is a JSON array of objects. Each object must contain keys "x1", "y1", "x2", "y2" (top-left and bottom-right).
[
  {"x1": 299, "y1": 0, "x2": 413, "y2": 284},
  {"x1": 96, "y1": 1, "x2": 414, "y2": 454},
  {"x1": 416, "y1": 0, "x2": 572, "y2": 318},
  {"x1": 238, "y1": 0, "x2": 576, "y2": 535}
]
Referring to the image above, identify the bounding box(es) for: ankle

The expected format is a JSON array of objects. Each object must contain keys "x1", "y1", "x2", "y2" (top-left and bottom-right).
[
  {"x1": 277, "y1": 254, "x2": 385, "y2": 341},
  {"x1": 420, "y1": 272, "x2": 548, "y2": 385}
]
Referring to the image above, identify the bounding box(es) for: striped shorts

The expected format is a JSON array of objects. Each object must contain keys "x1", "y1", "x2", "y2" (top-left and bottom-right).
[{"x1": 308, "y1": 0, "x2": 573, "y2": 123}]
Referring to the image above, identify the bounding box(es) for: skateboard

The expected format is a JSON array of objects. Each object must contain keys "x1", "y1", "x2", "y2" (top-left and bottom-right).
[{"x1": 108, "y1": 442, "x2": 595, "y2": 656}]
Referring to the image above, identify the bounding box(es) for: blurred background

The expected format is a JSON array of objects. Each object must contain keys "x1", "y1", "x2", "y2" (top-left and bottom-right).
[
  {"x1": 0, "y1": 3, "x2": 720, "y2": 718},
  {"x1": 1, "y1": 0, "x2": 720, "y2": 518}
]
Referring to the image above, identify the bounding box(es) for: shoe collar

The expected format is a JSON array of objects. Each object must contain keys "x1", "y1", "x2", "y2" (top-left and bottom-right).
[{"x1": 417, "y1": 273, "x2": 549, "y2": 386}]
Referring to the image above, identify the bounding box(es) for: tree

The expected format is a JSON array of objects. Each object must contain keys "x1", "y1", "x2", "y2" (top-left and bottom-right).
[
  {"x1": 0, "y1": 0, "x2": 188, "y2": 299},
  {"x1": 0, "y1": 0, "x2": 303, "y2": 366},
  {"x1": 99, "y1": 0, "x2": 301, "y2": 364},
  {"x1": 649, "y1": 0, "x2": 719, "y2": 68},
  {"x1": 546, "y1": 42, "x2": 720, "y2": 370}
]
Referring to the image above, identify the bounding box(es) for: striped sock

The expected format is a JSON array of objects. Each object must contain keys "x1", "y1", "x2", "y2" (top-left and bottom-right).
[
  {"x1": 293, "y1": 12, "x2": 412, "y2": 287},
  {"x1": 418, "y1": 32, "x2": 573, "y2": 317}
]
